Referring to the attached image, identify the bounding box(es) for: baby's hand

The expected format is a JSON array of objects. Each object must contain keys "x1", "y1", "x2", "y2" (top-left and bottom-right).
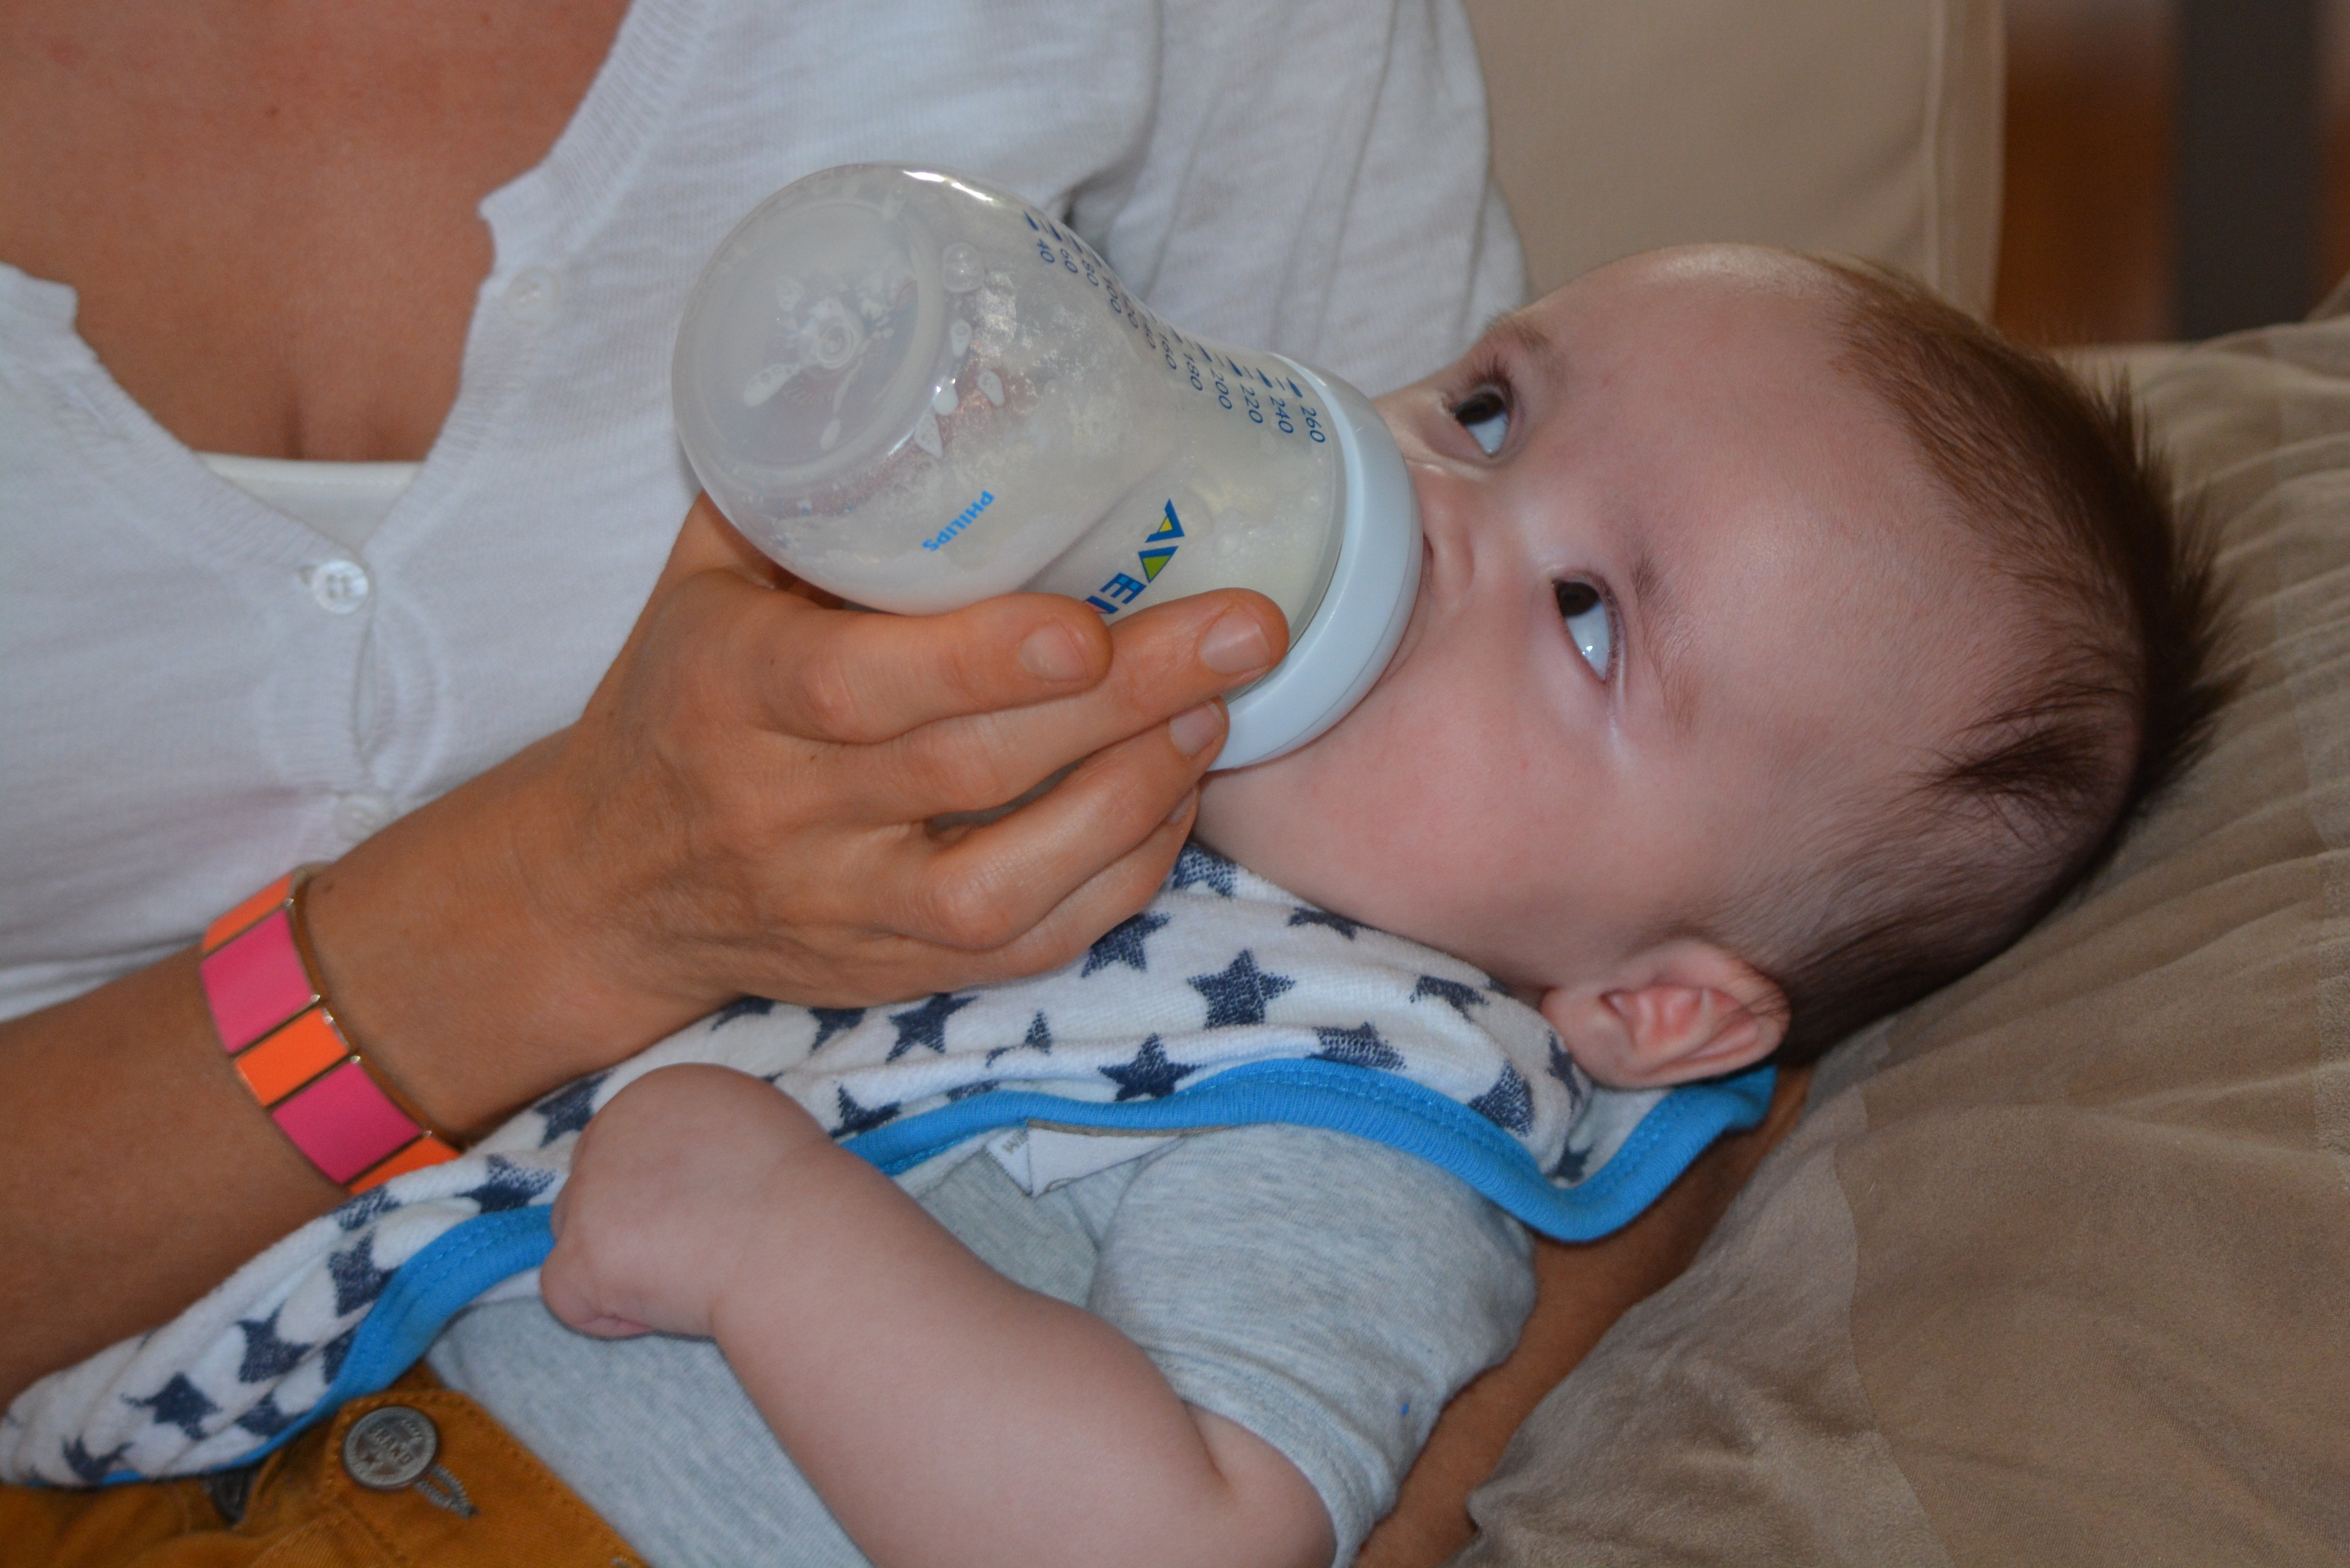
[{"x1": 541, "y1": 1064, "x2": 818, "y2": 1339}]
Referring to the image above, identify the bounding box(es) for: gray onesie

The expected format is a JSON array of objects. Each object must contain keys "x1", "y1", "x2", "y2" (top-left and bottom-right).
[{"x1": 429, "y1": 1122, "x2": 1535, "y2": 1567}]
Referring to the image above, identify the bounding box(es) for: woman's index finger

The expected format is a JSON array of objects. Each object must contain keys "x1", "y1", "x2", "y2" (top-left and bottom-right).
[{"x1": 754, "y1": 591, "x2": 1114, "y2": 745}]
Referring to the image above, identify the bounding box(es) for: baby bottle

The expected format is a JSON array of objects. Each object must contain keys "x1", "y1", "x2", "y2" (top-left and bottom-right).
[{"x1": 671, "y1": 163, "x2": 1419, "y2": 769}]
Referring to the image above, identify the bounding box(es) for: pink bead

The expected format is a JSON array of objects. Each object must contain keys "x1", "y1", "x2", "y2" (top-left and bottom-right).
[
  {"x1": 272, "y1": 1062, "x2": 421, "y2": 1185},
  {"x1": 198, "y1": 910, "x2": 315, "y2": 1052}
]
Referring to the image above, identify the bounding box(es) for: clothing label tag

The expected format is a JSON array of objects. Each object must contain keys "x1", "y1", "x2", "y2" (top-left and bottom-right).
[{"x1": 985, "y1": 1123, "x2": 1181, "y2": 1194}]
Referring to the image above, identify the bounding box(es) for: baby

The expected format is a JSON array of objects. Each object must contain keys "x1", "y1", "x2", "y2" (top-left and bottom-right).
[{"x1": 524, "y1": 246, "x2": 2225, "y2": 1567}]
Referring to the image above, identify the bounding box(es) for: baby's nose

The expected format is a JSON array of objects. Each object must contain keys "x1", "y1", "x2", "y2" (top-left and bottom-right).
[{"x1": 1405, "y1": 468, "x2": 1479, "y2": 592}]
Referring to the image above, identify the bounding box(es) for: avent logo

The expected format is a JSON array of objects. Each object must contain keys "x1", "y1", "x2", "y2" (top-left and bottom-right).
[
  {"x1": 923, "y1": 490, "x2": 995, "y2": 551},
  {"x1": 1085, "y1": 501, "x2": 1185, "y2": 617}
]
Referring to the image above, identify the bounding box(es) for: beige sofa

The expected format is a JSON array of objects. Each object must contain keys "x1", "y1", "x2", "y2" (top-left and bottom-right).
[
  {"x1": 1429, "y1": 4, "x2": 2349, "y2": 1564},
  {"x1": 1465, "y1": 0, "x2": 2004, "y2": 310}
]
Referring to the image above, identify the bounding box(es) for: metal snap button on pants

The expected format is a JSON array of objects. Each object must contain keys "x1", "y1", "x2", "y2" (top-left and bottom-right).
[{"x1": 342, "y1": 1404, "x2": 475, "y2": 1516}]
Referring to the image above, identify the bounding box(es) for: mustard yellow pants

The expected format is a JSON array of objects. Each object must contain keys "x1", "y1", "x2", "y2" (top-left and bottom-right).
[{"x1": 0, "y1": 1369, "x2": 640, "y2": 1567}]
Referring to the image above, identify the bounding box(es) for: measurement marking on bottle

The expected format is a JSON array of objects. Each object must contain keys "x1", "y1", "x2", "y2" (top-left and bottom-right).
[{"x1": 1024, "y1": 208, "x2": 1320, "y2": 447}]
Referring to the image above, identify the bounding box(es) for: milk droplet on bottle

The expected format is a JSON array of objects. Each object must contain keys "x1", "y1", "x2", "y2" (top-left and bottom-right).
[{"x1": 671, "y1": 163, "x2": 1420, "y2": 768}]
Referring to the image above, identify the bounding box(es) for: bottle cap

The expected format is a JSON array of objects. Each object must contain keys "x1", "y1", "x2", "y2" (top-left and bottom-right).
[{"x1": 1216, "y1": 359, "x2": 1422, "y2": 769}]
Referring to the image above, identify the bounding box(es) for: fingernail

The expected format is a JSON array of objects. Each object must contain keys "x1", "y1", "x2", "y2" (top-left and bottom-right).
[
  {"x1": 1019, "y1": 623, "x2": 1090, "y2": 682},
  {"x1": 1166, "y1": 788, "x2": 1198, "y2": 825},
  {"x1": 1169, "y1": 702, "x2": 1224, "y2": 757},
  {"x1": 1200, "y1": 609, "x2": 1274, "y2": 676}
]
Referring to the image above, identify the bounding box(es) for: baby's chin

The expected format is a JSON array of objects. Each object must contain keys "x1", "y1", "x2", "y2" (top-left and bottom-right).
[
  {"x1": 1191, "y1": 750, "x2": 1298, "y2": 880},
  {"x1": 1198, "y1": 571, "x2": 1430, "y2": 865},
  {"x1": 1192, "y1": 783, "x2": 1564, "y2": 996},
  {"x1": 1192, "y1": 736, "x2": 1458, "y2": 954}
]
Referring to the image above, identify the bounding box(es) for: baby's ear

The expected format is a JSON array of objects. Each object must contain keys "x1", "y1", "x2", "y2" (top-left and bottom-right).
[{"x1": 1537, "y1": 942, "x2": 1787, "y2": 1089}]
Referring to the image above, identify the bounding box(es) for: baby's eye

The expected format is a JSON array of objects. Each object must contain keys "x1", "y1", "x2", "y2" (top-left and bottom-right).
[
  {"x1": 1554, "y1": 579, "x2": 1614, "y2": 679},
  {"x1": 1451, "y1": 388, "x2": 1510, "y2": 455}
]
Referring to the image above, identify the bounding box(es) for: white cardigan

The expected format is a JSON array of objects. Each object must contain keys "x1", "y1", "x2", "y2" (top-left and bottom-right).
[{"x1": 0, "y1": 0, "x2": 1523, "y2": 1020}]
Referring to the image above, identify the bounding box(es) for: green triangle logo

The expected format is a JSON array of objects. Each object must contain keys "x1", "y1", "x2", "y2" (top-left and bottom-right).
[
  {"x1": 1138, "y1": 546, "x2": 1177, "y2": 581},
  {"x1": 1147, "y1": 501, "x2": 1185, "y2": 543}
]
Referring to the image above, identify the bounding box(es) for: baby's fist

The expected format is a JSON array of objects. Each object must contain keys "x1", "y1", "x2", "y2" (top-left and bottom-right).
[{"x1": 541, "y1": 1064, "x2": 819, "y2": 1339}]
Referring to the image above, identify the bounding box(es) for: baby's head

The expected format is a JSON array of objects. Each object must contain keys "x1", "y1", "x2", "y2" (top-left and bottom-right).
[{"x1": 1196, "y1": 245, "x2": 2227, "y2": 1088}]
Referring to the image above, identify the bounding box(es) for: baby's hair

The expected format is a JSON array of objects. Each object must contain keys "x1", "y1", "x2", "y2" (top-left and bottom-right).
[{"x1": 1739, "y1": 260, "x2": 2233, "y2": 1061}]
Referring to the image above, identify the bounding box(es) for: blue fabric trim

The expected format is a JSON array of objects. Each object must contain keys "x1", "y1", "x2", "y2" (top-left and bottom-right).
[
  {"x1": 844, "y1": 1058, "x2": 1775, "y2": 1243},
  {"x1": 165, "y1": 1060, "x2": 1771, "y2": 1477},
  {"x1": 125, "y1": 1208, "x2": 558, "y2": 1483}
]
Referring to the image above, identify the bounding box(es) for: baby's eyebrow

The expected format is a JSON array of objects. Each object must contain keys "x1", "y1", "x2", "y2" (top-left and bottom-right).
[
  {"x1": 1485, "y1": 309, "x2": 1567, "y2": 380},
  {"x1": 1631, "y1": 548, "x2": 1699, "y2": 731}
]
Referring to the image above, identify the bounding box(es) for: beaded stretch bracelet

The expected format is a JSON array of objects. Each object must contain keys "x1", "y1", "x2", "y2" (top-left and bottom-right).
[{"x1": 198, "y1": 868, "x2": 461, "y2": 1193}]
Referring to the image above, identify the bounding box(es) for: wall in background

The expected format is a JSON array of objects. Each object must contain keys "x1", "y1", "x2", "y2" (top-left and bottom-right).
[{"x1": 2000, "y1": 0, "x2": 2346, "y2": 343}]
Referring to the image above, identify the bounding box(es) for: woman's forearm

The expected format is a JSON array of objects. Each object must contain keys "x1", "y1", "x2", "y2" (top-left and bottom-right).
[
  {"x1": 299, "y1": 731, "x2": 708, "y2": 1133},
  {"x1": 0, "y1": 949, "x2": 340, "y2": 1406}
]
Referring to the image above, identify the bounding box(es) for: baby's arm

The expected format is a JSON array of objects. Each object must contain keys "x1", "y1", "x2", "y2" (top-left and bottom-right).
[{"x1": 540, "y1": 1064, "x2": 1335, "y2": 1568}]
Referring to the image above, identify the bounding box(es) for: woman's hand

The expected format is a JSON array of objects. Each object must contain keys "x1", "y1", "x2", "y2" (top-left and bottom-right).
[
  {"x1": 555, "y1": 494, "x2": 1282, "y2": 1007},
  {"x1": 308, "y1": 496, "x2": 1287, "y2": 1133}
]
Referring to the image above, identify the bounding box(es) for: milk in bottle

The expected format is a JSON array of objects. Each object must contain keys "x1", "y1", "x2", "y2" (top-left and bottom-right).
[{"x1": 671, "y1": 164, "x2": 1419, "y2": 767}]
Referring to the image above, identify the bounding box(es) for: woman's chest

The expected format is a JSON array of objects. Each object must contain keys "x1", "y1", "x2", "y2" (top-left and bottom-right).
[
  {"x1": 0, "y1": 0, "x2": 1165, "y2": 466},
  {"x1": 0, "y1": 0, "x2": 628, "y2": 460}
]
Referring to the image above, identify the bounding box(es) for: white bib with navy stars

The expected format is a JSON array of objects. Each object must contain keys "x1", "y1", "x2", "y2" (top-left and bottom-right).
[{"x1": 4, "y1": 844, "x2": 1772, "y2": 1484}]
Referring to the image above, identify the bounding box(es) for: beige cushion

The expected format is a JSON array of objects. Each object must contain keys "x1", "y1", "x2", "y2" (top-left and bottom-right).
[
  {"x1": 1452, "y1": 317, "x2": 2350, "y2": 1561},
  {"x1": 1465, "y1": 0, "x2": 2004, "y2": 315}
]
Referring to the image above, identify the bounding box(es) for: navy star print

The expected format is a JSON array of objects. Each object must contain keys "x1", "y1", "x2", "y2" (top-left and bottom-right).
[
  {"x1": 1083, "y1": 910, "x2": 1172, "y2": 975},
  {"x1": 1286, "y1": 906, "x2": 1362, "y2": 939},
  {"x1": 709, "y1": 995, "x2": 777, "y2": 1029},
  {"x1": 332, "y1": 1186, "x2": 399, "y2": 1232},
  {"x1": 833, "y1": 1086, "x2": 901, "y2": 1137},
  {"x1": 887, "y1": 992, "x2": 977, "y2": 1060},
  {"x1": 1101, "y1": 1035, "x2": 1202, "y2": 1101},
  {"x1": 1168, "y1": 842, "x2": 1238, "y2": 896},
  {"x1": 1549, "y1": 1142, "x2": 1592, "y2": 1184},
  {"x1": 320, "y1": 1324, "x2": 358, "y2": 1383},
  {"x1": 457, "y1": 1155, "x2": 555, "y2": 1214},
  {"x1": 1411, "y1": 974, "x2": 1488, "y2": 1022},
  {"x1": 1545, "y1": 1036, "x2": 1581, "y2": 1092},
  {"x1": 1189, "y1": 950, "x2": 1296, "y2": 1028},
  {"x1": 1468, "y1": 1063, "x2": 1535, "y2": 1132},
  {"x1": 988, "y1": 1011, "x2": 1053, "y2": 1066},
  {"x1": 1311, "y1": 1022, "x2": 1403, "y2": 1071},
  {"x1": 809, "y1": 1007, "x2": 867, "y2": 1051},
  {"x1": 236, "y1": 1394, "x2": 297, "y2": 1439},
  {"x1": 327, "y1": 1234, "x2": 393, "y2": 1317},
  {"x1": 1095, "y1": 1044, "x2": 1203, "y2": 1104},
  {"x1": 532, "y1": 1071, "x2": 610, "y2": 1146},
  {"x1": 61, "y1": 1437, "x2": 130, "y2": 1486},
  {"x1": 127, "y1": 1374, "x2": 218, "y2": 1442},
  {"x1": 232, "y1": 1308, "x2": 311, "y2": 1384}
]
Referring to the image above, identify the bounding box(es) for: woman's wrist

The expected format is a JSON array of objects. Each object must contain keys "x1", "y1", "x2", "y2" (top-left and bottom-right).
[
  {"x1": 196, "y1": 867, "x2": 467, "y2": 1188},
  {"x1": 298, "y1": 733, "x2": 712, "y2": 1137}
]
